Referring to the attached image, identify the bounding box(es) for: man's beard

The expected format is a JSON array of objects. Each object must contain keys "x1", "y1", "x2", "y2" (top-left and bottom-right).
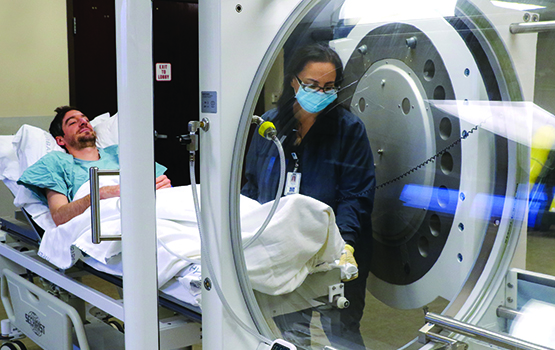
[{"x1": 68, "y1": 131, "x2": 97, "y2": 150}]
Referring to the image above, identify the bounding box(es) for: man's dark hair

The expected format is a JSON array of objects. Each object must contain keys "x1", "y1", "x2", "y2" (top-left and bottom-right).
[{"x1": 50, "y1": 106, "x2": 79, "y2": 138}]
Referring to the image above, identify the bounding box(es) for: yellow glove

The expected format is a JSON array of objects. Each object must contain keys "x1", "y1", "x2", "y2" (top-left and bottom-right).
[{"x1": 339, "y1": 244, "x2": 358, "y2": 282}]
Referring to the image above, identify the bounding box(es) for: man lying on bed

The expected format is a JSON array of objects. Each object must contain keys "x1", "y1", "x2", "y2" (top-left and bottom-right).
[
  {"x1": 17, "y1": 106, "x2": 172, "y2": 226},
  {"x1": 10, "y1": 106, "x2": 346, "y2": 298}
]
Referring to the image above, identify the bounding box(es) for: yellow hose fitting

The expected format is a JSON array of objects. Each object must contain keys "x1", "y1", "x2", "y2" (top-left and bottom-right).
[{"x1": 258, "y1": 121, "x2": 277, "y2": 139}]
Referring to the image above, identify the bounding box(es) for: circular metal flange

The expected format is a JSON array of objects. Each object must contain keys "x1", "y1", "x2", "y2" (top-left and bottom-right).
[
  {"x1": 341, "y1": 23, "x2": 461, "y2": 285},
  {"x1": 353, "y1": 59, "x2": 436, "y2": 243}
]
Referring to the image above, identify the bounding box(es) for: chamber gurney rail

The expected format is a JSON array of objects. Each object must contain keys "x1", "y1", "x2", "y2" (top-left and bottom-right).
[
  {"x1": 419, "y1": 312, "x2": 552, "y2": 350},
  {"x1": 510, "y1": 20, "x2": 555, "y2": 34}
]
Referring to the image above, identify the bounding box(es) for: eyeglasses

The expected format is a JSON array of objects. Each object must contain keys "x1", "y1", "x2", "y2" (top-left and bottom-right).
[{"x1": 295, "y1": 75, "x2": 338, "y2": 95}]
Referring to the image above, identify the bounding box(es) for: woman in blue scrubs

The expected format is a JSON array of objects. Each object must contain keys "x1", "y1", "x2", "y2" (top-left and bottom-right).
[{"x1": 242, "y1": 43, "x2": 375, "y2": 349}]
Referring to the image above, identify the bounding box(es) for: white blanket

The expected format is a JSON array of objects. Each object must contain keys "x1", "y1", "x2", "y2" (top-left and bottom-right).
[{"x1": 38, "y1": 180, "x2": 345, "y2": 296}]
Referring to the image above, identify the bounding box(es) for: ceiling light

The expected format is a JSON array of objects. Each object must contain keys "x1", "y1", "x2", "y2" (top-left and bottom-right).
[{"x1": 491, "y1": 1, "x2": 546, "y2": 11}]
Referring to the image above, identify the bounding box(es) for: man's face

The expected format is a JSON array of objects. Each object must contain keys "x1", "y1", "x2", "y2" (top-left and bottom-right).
[{"x1": 55, "y1": 110, "x2": 97, "y2": 151}]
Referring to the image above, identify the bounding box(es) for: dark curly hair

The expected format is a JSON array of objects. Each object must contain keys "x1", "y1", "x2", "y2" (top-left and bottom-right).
[{"x1": 49, "y1": 105, "x2": 79, "y2": 138}]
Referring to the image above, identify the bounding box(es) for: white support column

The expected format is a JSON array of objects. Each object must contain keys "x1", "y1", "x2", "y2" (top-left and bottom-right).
[
  {"x1": 199, "y1": 1, "x2": 302, "y2": 349},
  {"x1": 199, "y1": 1, "x2": 257, "y2": 349},
  {"x1": 115, "y1": 1, "x2": 160, "y2": 349}
]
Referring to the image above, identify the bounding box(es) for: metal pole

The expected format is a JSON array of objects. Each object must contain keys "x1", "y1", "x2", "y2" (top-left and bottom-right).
[
  {"x1": 89, "y1": 168, "x2": 121, "y2": 243},
  {"x1": 89, "y1": 167, "x2": 101, "y2": 244},
  {"x1": 425, "y1": 313, "x2": 552, "y2": 350},
  {"x1": 496, "y1": 306, "x2": 522, "y2": 321},
  {"x1": 115, "y1": 0, "x2": 160, "y2": 349},
  {"x1": 510, "y1": 20, "x2": 555, "y2": 34}
]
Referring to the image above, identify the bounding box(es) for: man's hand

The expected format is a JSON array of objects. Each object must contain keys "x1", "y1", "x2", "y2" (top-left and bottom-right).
[
  {"x1": 339, "y1": 244, "x2": 359, "y2": 282},
  {"x1": 47, "y1": 185, "x2": 121, "y2": 226},
  {"x1": 99, "y1": 185, "x2": 120, "y2": 199},
  {"x1": 156, "y1": 175, "x2": 171, "y2": 190},
  {"x1": 47, "y1": 175, "x2": 169, "y2": 227}
]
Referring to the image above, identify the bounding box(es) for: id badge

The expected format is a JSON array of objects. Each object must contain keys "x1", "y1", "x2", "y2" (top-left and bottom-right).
[{"x1": 284, "y1": 172, "x2": 301, "y2": 196}]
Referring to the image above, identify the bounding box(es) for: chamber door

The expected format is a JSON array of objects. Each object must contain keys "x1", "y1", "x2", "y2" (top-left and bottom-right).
[{"x1": 230, "y1": 1, "x2": 541, "y2": 349}]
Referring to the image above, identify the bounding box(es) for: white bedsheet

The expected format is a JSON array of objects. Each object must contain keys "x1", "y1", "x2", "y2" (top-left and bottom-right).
[
  {"x1": 37, "y1": 179, "x2": 345, "y2": 297},
  {"x1": 1, "y1": 124, "x2": 345, "y2": 308}
]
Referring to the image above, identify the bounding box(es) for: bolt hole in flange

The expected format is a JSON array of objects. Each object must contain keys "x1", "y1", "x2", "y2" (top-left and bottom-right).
[
  {"x1": 433, "y1": 85, "x2": 446, "y2": 100},
  {"x1": 437, "y1": 185, "x2": 450, "y2": 208},
  {"x1": 359, "y1": 97, "x2": 366, "y2": 113},
  {"x1": 401, "y1": 97, "x2": 411, "y2": 115},
  {"x1": 418, "y1": 236, "x2": 429, "y2": 258},
  {"x1": 423, "y1": 59, "x2": 435, "y2": 81},
  {"x1": 440, "y1": 151, "x2": 454, "y2": 175},
  {"x1": 430, "y1": 214, "x2": 441, "y2": 237},
  {"x1": 439, "y1": 117, "x2": 452, "y2": 140}
]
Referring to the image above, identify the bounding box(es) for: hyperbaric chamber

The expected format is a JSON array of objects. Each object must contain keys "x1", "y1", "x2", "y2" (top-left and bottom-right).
[{"x1": 228, "y1": 0, "x2": 555, "y2": 348}]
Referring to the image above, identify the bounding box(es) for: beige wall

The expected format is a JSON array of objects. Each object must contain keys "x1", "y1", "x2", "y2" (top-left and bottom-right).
[{"x1": 0, "y1": 0, "x2": 69, "y2": 118}]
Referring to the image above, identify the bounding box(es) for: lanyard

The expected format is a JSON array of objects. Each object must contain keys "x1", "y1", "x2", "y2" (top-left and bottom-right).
[{"x1": 291, "y1": 152, "x2": 299, "y2": 173}]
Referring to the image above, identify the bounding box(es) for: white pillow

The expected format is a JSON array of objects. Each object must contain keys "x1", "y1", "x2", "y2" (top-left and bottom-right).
[
  {"x1": 90, "y1": 112, "x2": 111, "y2": 126},
  {"x1": 91, "y1": 112, "x2": 118, "y2": 148},
  {"x1": 12, "y1": 112, "x2": 118, "y2": 178},
  {"x1": 12, "y1": 125, "x2": 65, "y2": 178},
  {"x1": 0, "y1": 135, "x2": 19, "y2": 181}
]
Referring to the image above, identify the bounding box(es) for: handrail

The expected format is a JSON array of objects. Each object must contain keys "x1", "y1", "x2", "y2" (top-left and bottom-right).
[
  {"x1": 89, "y1": 167, "x2": 121, "y2": 244},
  {"x1": 424, "y1": 312, "x2": 553, "y2": 350}
]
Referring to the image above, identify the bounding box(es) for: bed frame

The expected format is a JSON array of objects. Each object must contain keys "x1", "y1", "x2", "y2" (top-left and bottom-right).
[{"x1": 0, "y1": 215, "x2": 202, "y2": 349}]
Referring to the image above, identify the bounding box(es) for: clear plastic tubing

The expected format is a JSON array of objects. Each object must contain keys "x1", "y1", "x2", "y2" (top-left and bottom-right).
[
  {"x1": 189, "y1": 151, "x2": 271, "y2": 345},
  {"x1": 243, "y1": 134, "x2": 286, "y2": 249}
]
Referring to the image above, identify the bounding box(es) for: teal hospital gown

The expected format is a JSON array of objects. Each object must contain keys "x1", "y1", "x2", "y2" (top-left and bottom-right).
[{"x1": 18, "y1": 145, "x2": 166, "y2": 204}]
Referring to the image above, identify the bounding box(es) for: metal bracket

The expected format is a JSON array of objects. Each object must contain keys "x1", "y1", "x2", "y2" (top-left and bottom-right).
[
  {"x1": 419, "y1": 322, "x2": 468, "y2": 350},
  {"x1": 188, "y1": 118, "x2": 210, "y2": 133},
  {"x1": 328, "y1": 283, "x2": 344, "y2": 303},
  {"x1": 182, "y1": 118, "x2": 210, "y2": 152},
  {"x1": 328, "y1": 283, "x2": 349, "y2": 309},
  {"x1": 505, "y1": 268, "x2": 518, "y2": 309}
]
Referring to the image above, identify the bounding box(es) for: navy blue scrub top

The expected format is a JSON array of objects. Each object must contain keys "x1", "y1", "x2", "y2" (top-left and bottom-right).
[{"x1": 241, "y1": 106, "x2": 376, "y2": 251}]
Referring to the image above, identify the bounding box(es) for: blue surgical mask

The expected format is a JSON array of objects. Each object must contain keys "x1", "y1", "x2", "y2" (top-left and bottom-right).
[{"x1": 295, "y1": 87, "x2": 337, "y2": 114}]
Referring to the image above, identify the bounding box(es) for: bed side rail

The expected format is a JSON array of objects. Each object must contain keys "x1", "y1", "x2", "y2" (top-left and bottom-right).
[{"x1": 1, "y1": 268, "x2": 90, "y2": 350}]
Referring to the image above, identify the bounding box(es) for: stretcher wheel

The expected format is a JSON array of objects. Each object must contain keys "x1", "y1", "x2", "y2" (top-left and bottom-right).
[
  {"x1": 12, "y1": 341, "x2": 26, "y2": 350},
  {"x1": 108, "y1": 320, "x2": 124, "y2": 333},
  {"x1": 335, "y1": 296, "x2": 350, "y2": 309},
  {"x1": 0, "y1": 340, "x2": 27, "y2": 350}
]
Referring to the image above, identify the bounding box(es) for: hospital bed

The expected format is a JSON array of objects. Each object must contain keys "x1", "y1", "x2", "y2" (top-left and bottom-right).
[
  {"x1": 0, "y1": 116, "x2": 349, "y2": 349},
  {"x1": 0, "y1": 213, "x2": 202, "y2": 350}
]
